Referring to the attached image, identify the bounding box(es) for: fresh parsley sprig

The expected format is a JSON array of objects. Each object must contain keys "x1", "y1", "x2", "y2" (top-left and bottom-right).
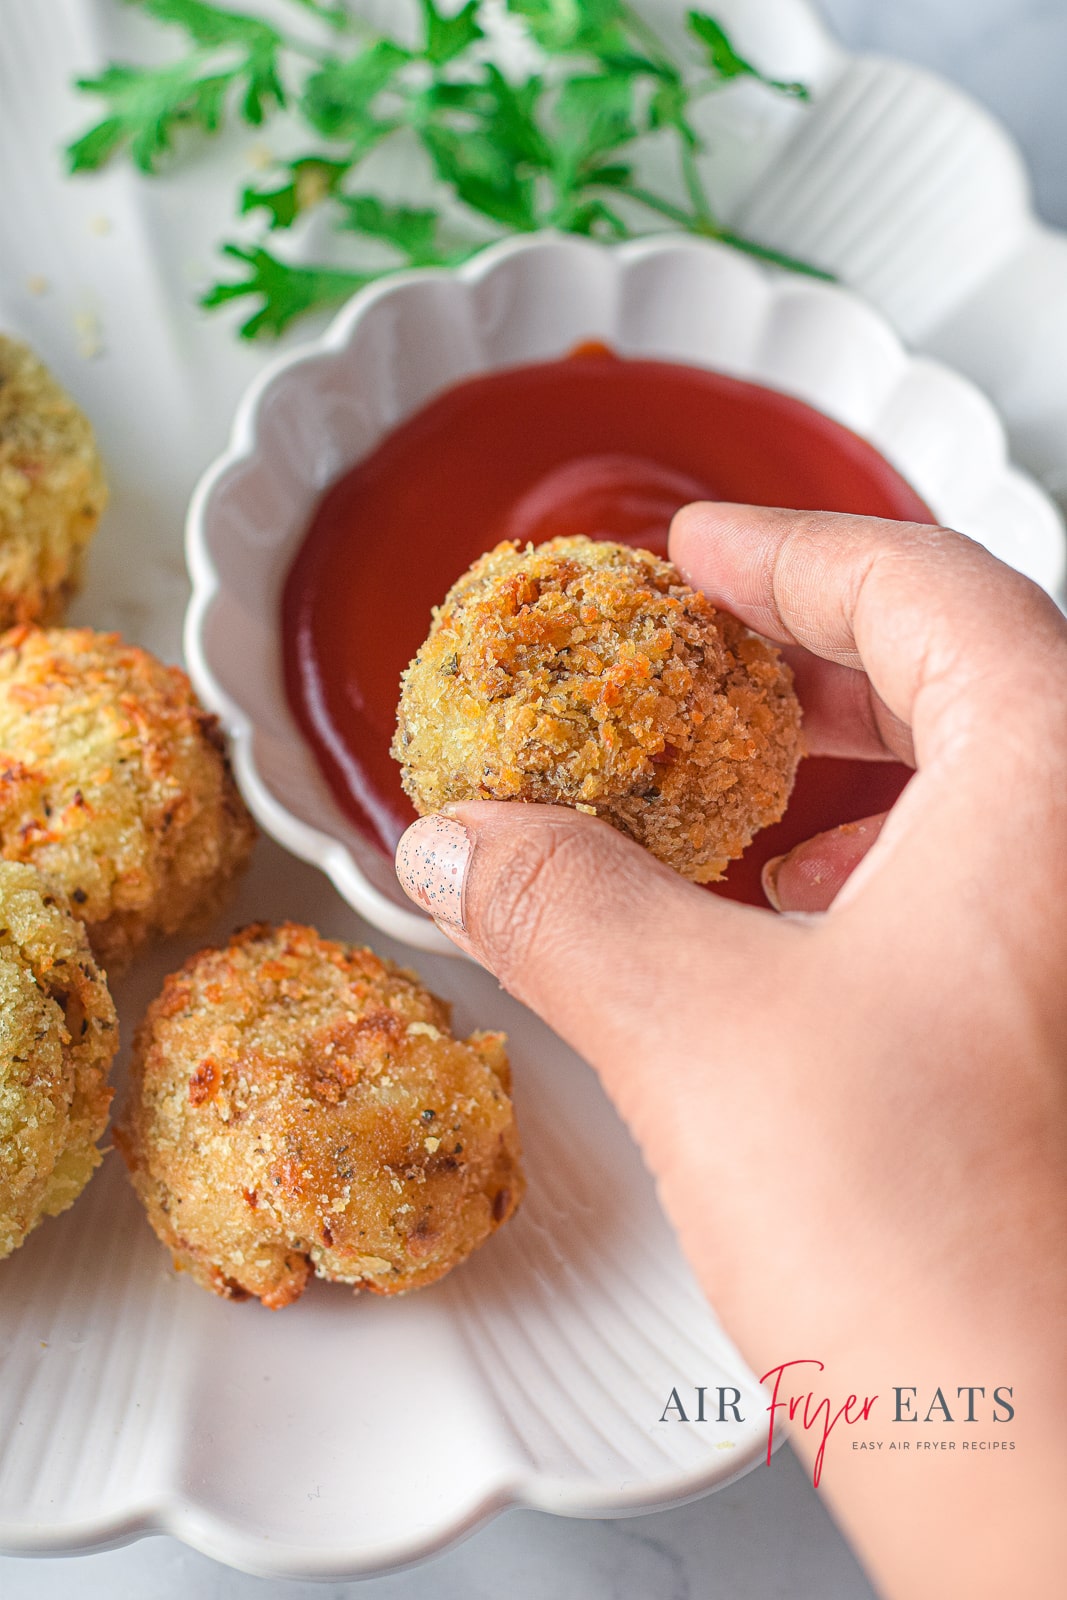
[
  {"x1": 68, "y1": 0, "x2": 829, "y2": 338},
  {"x1": 68, "y1": 0, "x2": 291, "y2": 171}
]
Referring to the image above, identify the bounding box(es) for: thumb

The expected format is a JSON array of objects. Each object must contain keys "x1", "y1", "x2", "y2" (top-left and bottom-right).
[{"x1": 395, "y1": 801, "x2": 791, "y2": 1094}]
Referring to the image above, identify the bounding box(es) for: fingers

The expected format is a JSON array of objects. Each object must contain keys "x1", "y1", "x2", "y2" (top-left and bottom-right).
[
  {"x1": 669, "y1": 503, "x2": 1067, "y2": 772},
  {"x1": 764, "y1": 813, "x2": 889, "y2": 914},
  {"x1": 783, "y1": 647, "x2": 913, "y2": 764},
  {"x1": 395, "y1": 802, "x2": 796, "y2": 1129}
]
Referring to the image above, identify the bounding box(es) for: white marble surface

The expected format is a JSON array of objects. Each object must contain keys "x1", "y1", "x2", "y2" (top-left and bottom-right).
[
  {"x1": 0, "y1": 1447, "x2": 872, "y2": 1600},
  {"x1": 2, "y1": 1, "x2": 1063, "y2": 1596}
]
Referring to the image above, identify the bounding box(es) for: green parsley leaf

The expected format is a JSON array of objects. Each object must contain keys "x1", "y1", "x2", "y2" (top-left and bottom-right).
[
  {"x1": 648, "y1": 75, "x2": 699, "y2": 147},
  {"x1": 240, "y1": 156, "x2": 351, "y2": 229},
  {"x1": 418, "y1": 0, "x2": 483, "y2": 66},
  {"x1": 418, "y1": 67, "x2": 551, "y2": 170},
  {"x1": 419, "y1": 123, "x2": 540, "y2": 230},
  {"x1": 554, "y1": 73, "x2": 636, "y2": 175},
  {"x1": 594, "y1": 50, "x2": 673, "y2": 80},
  {"x1": 138, "y1": 0, "x2": 277, "y2": 48},
  {"x1": 66, "y1": 0, "x2": 290, "y2": 173},
  {"x1": 335, "y1": 195, "x2": 442, "y2": 263},
  {"x1": 67, "y1": 60, "x2": 231, "y2": 172},
  {"x1": 687, "y1": 11, "x2": 810, "y2": 99},
  {"x1": 505, "y1": 0, "x2": 625, "y2": 55},
  {"x1": 201, "y1": 244, "x2": 372, "y2": 337},
  {"x1": 138, "y1": 0, "x2": 287, "y2": 122},
  {"x1": 300, "y1": 40, "x2": 408, "y2": 140},
  {"x1": 581, "y1": 160, "x2": 633, "y2": 189},
  {"x1": 554, "y1": 195, "x2": 628, "y2": 238}
]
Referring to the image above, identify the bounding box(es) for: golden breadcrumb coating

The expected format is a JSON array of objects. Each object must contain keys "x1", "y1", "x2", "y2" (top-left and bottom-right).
[
  {"x1": 0, "y1": 861, "x2": 118, "y2": 1260},
  {"x1": 393, "y1": 536, "x2": 802, "y2": 882},
  {"x1": 0, "y1": 627, "x2": 256, "y2": 973},
  {"x1": 117, "y1": 923, "x2": 523, "y2": 1308},
  {"x1": 0, "y1": 334, "x2": 108, "y2": 628}
]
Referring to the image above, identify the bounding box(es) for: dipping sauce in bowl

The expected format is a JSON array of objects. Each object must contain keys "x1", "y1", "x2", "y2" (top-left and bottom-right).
[{"x1": 283, "y1": 348, "x2": 925, "y2": 906}]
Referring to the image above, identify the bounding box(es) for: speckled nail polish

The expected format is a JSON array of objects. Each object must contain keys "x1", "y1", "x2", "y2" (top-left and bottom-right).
[{"x1": 395, "y1": 814, "x2": 472, "y2": 931}]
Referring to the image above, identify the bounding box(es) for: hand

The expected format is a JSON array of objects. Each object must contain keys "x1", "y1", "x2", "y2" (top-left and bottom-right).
[{"x1": 395, "y1": 505, "x2": 1067, "y2": 1600}]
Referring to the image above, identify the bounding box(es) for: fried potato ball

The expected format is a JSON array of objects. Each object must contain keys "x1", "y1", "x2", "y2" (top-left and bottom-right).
[
  {"x1": 0, "y1": 627, "x2": 256, "y2": 973},
  {"x1": 393, "y1": 536, "x2": 802, "y2": 882},
  {"x1": 117, "y1": 923, "x2": 523, "y2": 1309},
  {"x1": 0, "y1": 861, "x2": 118, "y2": 1261},
  {"x1": 0, "y1": 334, "x2": 108, "y2": 629}
]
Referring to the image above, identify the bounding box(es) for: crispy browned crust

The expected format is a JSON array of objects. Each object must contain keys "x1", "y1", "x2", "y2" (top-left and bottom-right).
[
  {"x1": 393, "y1": 536, "x2": 803, "y2": 881},
  {"x1": 0, "y1": 860, "x2": 118, "y2": 1260},
  {"x1": 0, "y1": 334, "x2": 108, "y2": 629},
  {"x1": 0, "y1": 626, "x2": 256, "y2": 972},
  {"x1": 117, "y1": 923, "x2": 523, "y2": 1308}
]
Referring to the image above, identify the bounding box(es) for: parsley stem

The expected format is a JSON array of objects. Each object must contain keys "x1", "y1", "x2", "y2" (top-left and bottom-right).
[
  {"x1": 602, "y1": 187, "x2": 836, "y2": 281},
  {"x1": 678, "y1": 137, "x2": 714, "y2": 227},
  {"x1": 610, "y1": 184, "x2": 697, "y2": 229},
  {"x1": 714, "y1": 228, "x2": 835, "y2": 279},
  {"x1": 617, "y1": 3, "x2": 675, "y2": 72}
]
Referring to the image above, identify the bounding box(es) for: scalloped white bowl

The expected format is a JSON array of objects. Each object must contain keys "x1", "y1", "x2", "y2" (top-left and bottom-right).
[{"x1": 186, "y1": 233, "x2": 1065, "y2": 955}]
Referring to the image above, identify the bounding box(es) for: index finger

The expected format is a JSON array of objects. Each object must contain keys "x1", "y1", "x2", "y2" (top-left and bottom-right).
[{"x1": 669, "y1": 504, "x2": 1067, "y2": 771}]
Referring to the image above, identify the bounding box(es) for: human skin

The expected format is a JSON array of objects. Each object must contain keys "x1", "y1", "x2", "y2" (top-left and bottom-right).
[{"x1": 394, "y1": 505, "x2": 1067, "y2": 1600}]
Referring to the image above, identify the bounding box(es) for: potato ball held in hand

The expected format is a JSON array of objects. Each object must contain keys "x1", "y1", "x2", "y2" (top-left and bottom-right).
[
  {"x1": 0, "y1": 334, "x2": 108, "y2": 628},
  {"x1": 117, "y1": 923, "x2": 523, "y2": 1309},
  {"x1": 0, "y1": 861, "x2": 118, "y2": 1261},
  {"x1": 0, "y1": 627, "x2": 256, "y2": 973},
  {"x1": 393, "y1": 536, "x2": 802, "y2": 882}
]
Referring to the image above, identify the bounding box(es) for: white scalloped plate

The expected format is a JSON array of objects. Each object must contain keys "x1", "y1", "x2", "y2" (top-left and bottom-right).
[{"x1": 2, "y1": 0, "x2": 1067, "y2": 1580}]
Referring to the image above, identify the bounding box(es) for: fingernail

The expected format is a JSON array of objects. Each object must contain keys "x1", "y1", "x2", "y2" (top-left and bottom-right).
[
  {"x1": 395, "y1": 814, "x2": 472, "y2": 932},
  {"x1": 762, "y1": 853, "x2": 785, "y2": 912}
]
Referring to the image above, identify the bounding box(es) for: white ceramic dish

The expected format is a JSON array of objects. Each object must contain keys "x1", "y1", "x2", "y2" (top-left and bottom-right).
[
  {"x1": 3, "y1": 0, "x2": 1067, "y2": 1580},
  {"x1": 186, "y1": 232, "x2": 1065, "y2": 956}
]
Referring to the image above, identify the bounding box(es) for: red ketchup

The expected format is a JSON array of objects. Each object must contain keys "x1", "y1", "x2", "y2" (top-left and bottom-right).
[{"x1": 283, "y1": 349, "x2": 924, "y2": 907}]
